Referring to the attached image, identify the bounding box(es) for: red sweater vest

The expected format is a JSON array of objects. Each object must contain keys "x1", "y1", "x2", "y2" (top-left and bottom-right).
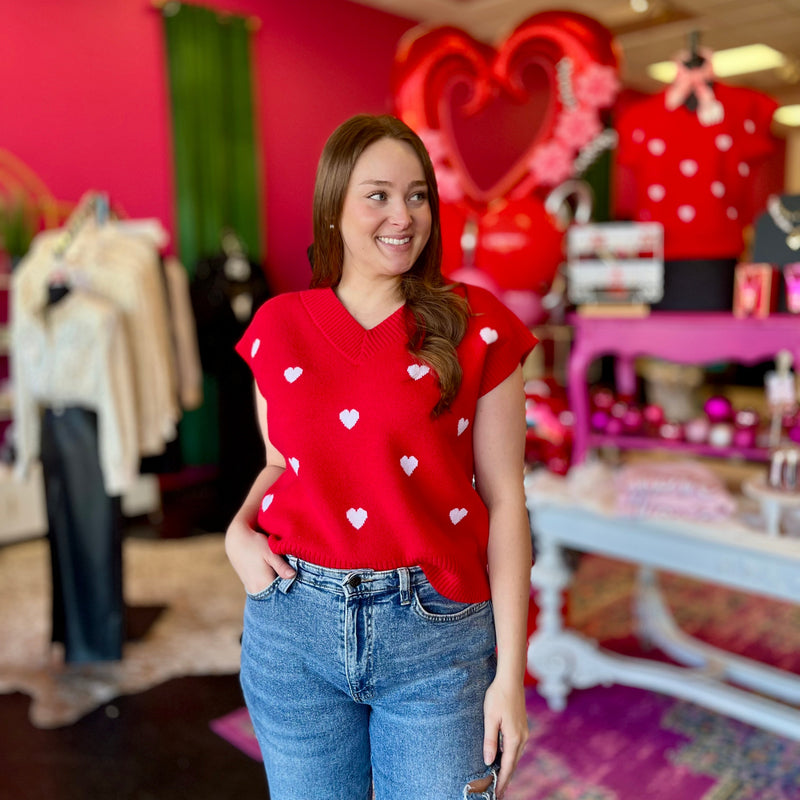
[
  {"x1": 236, "y1": 283, "x2": 536, "y2": 602},
  {"x1": 615, "y1": 83, "x2": 777, "y2": 261}
]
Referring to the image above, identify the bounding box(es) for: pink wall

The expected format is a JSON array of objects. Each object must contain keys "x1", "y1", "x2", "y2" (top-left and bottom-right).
[
  {"x1": 0, "y1": 0, "x2": 415, "y2": 292},
  {"x1": 0, "y1": 4, "x2": 788, "y2": 292}
]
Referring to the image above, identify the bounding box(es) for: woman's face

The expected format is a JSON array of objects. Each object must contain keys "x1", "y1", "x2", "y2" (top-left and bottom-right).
[{"x1": 338, "y1": 137, "x2": 432, "y2": 285}]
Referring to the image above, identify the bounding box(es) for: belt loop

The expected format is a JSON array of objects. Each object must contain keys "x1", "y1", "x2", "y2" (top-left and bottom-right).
[{"x1": 398, "y1": 567, "x2": 411, "y2": 605}]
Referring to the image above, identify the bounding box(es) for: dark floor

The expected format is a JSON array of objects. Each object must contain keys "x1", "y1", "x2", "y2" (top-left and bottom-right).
[
  {"x1": 0, "y1": 475, "x2": 272, "y2": 800},
  {"x1": 0, "y1": 676, "x2": 269, "y2": 800}
]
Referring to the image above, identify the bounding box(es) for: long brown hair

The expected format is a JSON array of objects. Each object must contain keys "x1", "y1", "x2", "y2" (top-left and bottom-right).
[{"x1": 311, "y1": 114, "x2": 468, "y2": 415}]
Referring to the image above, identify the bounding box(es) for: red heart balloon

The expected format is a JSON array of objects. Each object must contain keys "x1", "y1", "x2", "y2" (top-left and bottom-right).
[{"x1": 392, "y1": 11, "x2": 620, "y2": 207}]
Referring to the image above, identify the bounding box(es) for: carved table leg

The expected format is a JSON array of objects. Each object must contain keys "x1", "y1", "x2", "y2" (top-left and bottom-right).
[{"x1": 528, "y1": 529, "x2": 574, "y2": 710}]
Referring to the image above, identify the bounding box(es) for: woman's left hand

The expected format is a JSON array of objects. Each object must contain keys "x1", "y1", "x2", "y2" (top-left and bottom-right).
[{"x1": 482, "y1": 677, "x2": 529, "y2": 798}]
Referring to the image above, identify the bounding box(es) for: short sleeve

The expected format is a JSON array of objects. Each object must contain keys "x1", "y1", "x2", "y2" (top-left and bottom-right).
[
  {"x1": 234, "y1": 297, "x2": 278, "y2": 400},
  {"x1": 461, "y1": 284, "x2": 538, "y2": 397}
]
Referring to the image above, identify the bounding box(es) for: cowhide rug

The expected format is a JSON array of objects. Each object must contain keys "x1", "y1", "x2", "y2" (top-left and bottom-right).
[{"x1": 0, "y1": 533, "x2": 244, "y2": 728}]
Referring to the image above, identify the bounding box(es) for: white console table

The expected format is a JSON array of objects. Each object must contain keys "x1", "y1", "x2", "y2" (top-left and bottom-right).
[{"x1": 526, "y1": 471, "x2": 800, "y2": 741}]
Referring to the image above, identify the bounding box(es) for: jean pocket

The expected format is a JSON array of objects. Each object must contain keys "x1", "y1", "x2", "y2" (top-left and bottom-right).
[
  {"x1": 246, "y1": 574, "x2": 282, "y2": 601},
  {"x1": 412, "y1": 582, "x2": 490, "y2": 623}
]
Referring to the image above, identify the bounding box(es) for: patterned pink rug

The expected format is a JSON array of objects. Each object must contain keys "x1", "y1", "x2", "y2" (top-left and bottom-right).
[{"x1": 212, "y1": 555, "x2": 800, "y2": 799}]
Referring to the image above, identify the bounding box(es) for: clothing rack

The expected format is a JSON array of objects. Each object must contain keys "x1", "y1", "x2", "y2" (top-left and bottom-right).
[{"x1": 12, "y1": 199, "x2": 198, "y2": 662}]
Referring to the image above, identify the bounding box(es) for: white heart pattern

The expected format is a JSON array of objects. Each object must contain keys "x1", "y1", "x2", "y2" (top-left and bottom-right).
[
  {"x1": 250, "y1": 338, "x2": 261, "y2": 358},
  {"x1": 261, "y1": 494, "x2": 273, "y2": 512},
  {"x1": 480, "y1": 327, "x2": 498, "y2": 345},
  {"x1": 407, "y1": 364, "x2": 430, "y2": 380},
  {"x1": 339, "y1": 409, "x2": 360, "y2": 429},
  {"x1": 449, "y1": 508, "x2": 468, "y2": 525},
  {"x1": 346, "y1": 507, "x2": 368, "y2": 530},
  {"x1": 284, "y1": 366, "x2": 303, "y2": 383},
  {"x1": 400, "y1": 455, "x2": 418, "y2": 476},
  {"x1": 289, "y1": 457, "x2": 300, "y2": 475},
  {"x1": 457, "y1": 418, "x2": 469, "y2": 436}
]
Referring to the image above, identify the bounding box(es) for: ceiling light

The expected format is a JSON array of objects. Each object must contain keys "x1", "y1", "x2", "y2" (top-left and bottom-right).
[
  {"x1": 630, "y1": 0, "x2": 649, "y2": 12},
  {"x1": 647, "y1": 44, "x2": 787, "y2": 83},
  {"x1": 774, "y1": 105, "x2": 800, "y2": 127}
]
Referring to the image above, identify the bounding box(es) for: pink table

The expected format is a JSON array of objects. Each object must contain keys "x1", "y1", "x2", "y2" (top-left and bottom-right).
[{"x1": 567, "y1": 312, "x2": 800, "y2": 464}]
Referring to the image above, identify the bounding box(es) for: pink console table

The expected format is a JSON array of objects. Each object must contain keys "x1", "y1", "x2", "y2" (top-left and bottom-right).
[{"x1": 568, "y1": 312, "x2": 800, "y2": 464}]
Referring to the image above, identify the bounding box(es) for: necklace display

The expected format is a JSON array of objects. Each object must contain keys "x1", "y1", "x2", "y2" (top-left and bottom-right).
[{"x1": 767, "y1": 195, "x2": 800, "y2": 251}]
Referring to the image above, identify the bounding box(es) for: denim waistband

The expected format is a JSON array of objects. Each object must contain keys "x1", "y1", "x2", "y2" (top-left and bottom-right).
[{"x1": 285, "y1": 556, "x2": 425, "y2": 600}]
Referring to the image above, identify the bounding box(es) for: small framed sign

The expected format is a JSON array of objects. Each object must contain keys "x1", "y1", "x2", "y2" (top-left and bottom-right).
[{"x1": 566, "y1": 222, "x2": 664, "y2": 306}]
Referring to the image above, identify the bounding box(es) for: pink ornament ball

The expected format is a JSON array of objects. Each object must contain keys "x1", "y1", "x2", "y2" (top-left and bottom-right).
[
  {"x1": 622, "y1": 407, "x2": 643, "y2": 434},
  {"x1": 708, "y1": 422, "x2": 734, "y2": 448},
  {"x1": 735, "y1": 408, "x2": 760, "y2": 430},
  {"x1": 789, "y1": 425, "x2": 800, "y2": 444},
  {"x1": 704, "y1": 395, "x2": 733, "y2": 424},
  {"x1": 732, "y1": 426, "x2": 757, "y2": 449},
  {"x1": 643, "y1": 404, "x2": 665, "y2": 427},
  {"x1": 591, "y1": 388, "x2": 615, "y2": 411},
  {"x1": 659, "y1": 422, "x2": 684, "y2": 441},
  {"x1": 610, "y1": 400, "x2": 628, "y2": 419},
  {"x1": 590, "y1": 410, "x2": 610, "y2": 433},
  {"x1": 605, "y1": 417, "x2": 624, "y2": 436},
  {"x1": 684, "y1": 417, "x2": 710, "y2": 444}
]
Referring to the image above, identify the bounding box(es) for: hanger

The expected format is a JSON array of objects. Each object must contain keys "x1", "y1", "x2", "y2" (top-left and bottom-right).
[
  {"x1": 47, "y1": 191, "x2": 112, "y2": 304},
  {"x1": 682, "y1": 31, "x2": 704, "y2": 111},
  {"x1": 684, "y1": 30, "x2": 705, "y2": 69},
  {"x1": 221, "y1": 227, "x2": 252, "y2": 282}
]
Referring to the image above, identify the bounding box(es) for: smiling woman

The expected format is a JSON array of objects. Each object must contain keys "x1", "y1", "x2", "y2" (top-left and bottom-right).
[{"x1": 225, "y1": 113, "x2": 538, "y2": 800}]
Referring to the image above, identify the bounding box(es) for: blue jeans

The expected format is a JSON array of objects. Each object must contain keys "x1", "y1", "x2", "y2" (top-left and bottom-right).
[{"x1": 240, "y1": 557, "x2": 499, "y2": 800}]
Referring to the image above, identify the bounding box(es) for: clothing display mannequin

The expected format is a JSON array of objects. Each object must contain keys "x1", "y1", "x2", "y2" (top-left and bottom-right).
[{"x1": 615, "y1": 46, "x2": 778, "y2": 311}]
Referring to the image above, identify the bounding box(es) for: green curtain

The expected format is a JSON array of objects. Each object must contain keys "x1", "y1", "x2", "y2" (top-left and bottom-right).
[{"x1": 163, "y1": 2, "x2": 263, "y2": 466}]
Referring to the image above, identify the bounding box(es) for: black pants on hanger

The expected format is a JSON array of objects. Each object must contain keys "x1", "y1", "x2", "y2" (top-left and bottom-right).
[{"x1": 40, "y1": 407, "x2": 124, "y2": 663}]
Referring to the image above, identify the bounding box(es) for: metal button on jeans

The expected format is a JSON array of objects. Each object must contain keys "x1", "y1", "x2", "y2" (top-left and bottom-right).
[{"x1": 347, "y1": 575, "x2": 362, "y2": 588}]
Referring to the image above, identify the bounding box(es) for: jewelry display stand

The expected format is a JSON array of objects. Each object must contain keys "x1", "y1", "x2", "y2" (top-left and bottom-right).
[
  {"x1": 755, "y1": 195, "x2": 800, "y2": 261},
  {"x1": 753, "y1": 194, "x2": 800, "y2": 313}
]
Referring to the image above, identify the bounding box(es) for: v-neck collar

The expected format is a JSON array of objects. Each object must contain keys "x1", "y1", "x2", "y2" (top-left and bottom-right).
[{"x1": 301, "y1": 287, "x2": 409, "y2": 363}]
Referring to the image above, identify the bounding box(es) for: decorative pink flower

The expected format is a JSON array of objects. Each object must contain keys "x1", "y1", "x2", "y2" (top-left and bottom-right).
[
  {"x1": 434, "y1": 165, "x2": 464, "y2": 203},
  {"x1": 529, "y1": 142, "x2": 574, "y2": 187},
  {"x1": 554, "y1": 107, "x2": 603, "y2": 149},
  {"x1": 574, "y1": 63, "x2": 620, "y2": 109}
]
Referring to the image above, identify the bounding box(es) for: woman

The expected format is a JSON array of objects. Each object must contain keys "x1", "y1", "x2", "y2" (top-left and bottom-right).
[{"x1": 226, "y1": 114, "x2": 536, "y2": 799}]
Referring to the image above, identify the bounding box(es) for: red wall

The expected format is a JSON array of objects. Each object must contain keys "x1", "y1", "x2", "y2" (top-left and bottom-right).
[{"x1": 0, "y1": 0, "x2": 416, "y2": 291}]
